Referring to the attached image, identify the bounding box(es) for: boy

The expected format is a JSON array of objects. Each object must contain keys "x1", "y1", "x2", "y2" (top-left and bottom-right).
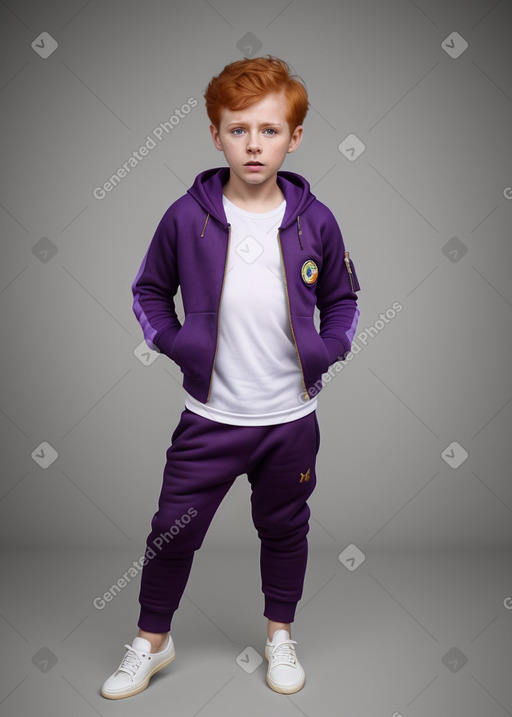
[{"x1": 101, "y1": 56, "x2": 360, "y2": 699}]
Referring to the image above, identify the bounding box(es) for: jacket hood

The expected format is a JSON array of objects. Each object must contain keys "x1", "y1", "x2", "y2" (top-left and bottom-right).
[{"x1": 187, "y1": 167, "x2": 316, "y2": 230}]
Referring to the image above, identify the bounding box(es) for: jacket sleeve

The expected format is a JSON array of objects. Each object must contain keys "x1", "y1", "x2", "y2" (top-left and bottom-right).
[
  {"x1": 131, "y1": 207, "x2": 182, "y2": 359},
  {"x1": 316, "y1": 208, "x2": 361, "y2": 364}
]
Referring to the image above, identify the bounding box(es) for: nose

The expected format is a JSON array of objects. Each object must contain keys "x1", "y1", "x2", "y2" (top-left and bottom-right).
[{"x1": 247, "y1": 132, "x2": 261, "y2": 154}]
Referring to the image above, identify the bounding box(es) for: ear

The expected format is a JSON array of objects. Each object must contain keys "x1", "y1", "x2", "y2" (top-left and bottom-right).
[
  {"x1": 209, "y1": 124, "x2": 223, "y2": 151},
  {"x1": 287, "y1": 125, "x2": 303, "y2": 154}
]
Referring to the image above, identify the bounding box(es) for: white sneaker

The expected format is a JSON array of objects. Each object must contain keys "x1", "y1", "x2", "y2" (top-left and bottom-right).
[
  {"x1": 264, "y1": 629, "x2": 305, "y2": 694},
  {"x1": 101, "y1": 634, "x2": 175, "y2": 699}
]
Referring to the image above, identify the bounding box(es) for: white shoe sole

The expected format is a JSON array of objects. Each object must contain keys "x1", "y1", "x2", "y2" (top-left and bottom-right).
[
  {"x1": 101, "y1": 651, "x2": 176, "y2": 700},
  {"x1": 264, "y1": 652, "x2": 305, "y2": 694}
]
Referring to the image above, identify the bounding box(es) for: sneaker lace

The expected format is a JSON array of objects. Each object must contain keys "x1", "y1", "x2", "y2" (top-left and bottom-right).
[
  {"x1": 271, "y1": 640, "x2": 298, "y2": 667},
  {"x1": 118, "y1": 645, "x2": 145, "y2": 677}
]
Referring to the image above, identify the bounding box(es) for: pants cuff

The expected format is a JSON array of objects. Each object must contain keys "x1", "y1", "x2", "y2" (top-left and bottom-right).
[
  {"x1": 263, "y1": 597, "x2": 297, "y2": 624},
  {"x1": 137, "y1": 607, "x2": 175, "y2": 634}
]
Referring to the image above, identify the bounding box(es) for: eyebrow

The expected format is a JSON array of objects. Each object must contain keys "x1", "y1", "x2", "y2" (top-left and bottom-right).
[{"x1": 226, "y1": 121, "x2": 283, "y2": 127}]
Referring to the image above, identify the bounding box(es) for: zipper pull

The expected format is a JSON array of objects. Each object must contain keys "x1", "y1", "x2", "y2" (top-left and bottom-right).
[
  {"x1": 344, "y1": 251, "x2": 355, "y2": 293},
  {"x1": 200, "y1": 213, "x2": 210, "y2": 238},
  {"x1": 297, "y1": 216, "x2": 303, "y2": 250}
]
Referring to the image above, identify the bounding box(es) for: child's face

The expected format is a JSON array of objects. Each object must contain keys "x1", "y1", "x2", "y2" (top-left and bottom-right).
[{"x1": 210, "y1": 91, "x2": 303, "y2": 190}]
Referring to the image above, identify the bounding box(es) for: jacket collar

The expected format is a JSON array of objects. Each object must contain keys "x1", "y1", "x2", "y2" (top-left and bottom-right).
[{"x1": 187, "y1": 167, "x2": 316, "y2": 230}]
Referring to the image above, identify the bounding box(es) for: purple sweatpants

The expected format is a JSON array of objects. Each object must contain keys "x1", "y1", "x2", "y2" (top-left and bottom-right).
[{"x1": 137, "y1": 408, "x2": 320, "y2": 633}]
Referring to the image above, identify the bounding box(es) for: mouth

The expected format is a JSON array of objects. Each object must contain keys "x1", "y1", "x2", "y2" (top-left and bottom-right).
[{"x1": 244, "y1": 161, "x2": 263, "y2": 166}]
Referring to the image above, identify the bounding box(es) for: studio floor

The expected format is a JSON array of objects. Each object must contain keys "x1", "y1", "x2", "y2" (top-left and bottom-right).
[{"x1": 1, "y1": 547, "x2": 511, "y2": 717}]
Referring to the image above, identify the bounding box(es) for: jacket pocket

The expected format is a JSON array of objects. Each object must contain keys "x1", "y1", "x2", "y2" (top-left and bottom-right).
[
  {"x1": 293, "y1": 315, "x2": 330, "y2": 384},
  {"x1": 170, "y1": 312, "x2": 216, "y2": 380}
]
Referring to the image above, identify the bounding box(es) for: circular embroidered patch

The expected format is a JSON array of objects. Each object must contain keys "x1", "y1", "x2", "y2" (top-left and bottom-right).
[{"x1": 301, "y1": 260, "x2": 319, "y2": 285}]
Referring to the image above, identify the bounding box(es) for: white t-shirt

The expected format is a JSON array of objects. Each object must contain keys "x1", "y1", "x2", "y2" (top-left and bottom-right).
[{"x1": 185, "y1": 195, "x2": 317, "y2": 425}]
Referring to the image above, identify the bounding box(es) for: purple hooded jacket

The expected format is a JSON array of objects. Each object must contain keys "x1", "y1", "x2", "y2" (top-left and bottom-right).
[{"x1": 132, "y1": 167, "x2": 360, "y2": 403}]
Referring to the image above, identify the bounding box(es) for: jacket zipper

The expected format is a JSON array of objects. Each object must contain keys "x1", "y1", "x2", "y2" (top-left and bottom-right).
[
  {"x1": 277, "y1": 229, "x2": 309, "y2": 401},
  {"x1": 344, "y1": 250, "x2": 355, "y2": 293},
  {"x1": 206, "y1": 224, "x2": 231, "y2": 401}
]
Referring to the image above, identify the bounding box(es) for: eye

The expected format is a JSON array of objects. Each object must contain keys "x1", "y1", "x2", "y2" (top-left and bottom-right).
[
  {"x1": 231, "y1": 128, "x2": 244, "y2": 136},
  {"x1": 263, "y1": 128, "x2": 277, "y2": 135}
]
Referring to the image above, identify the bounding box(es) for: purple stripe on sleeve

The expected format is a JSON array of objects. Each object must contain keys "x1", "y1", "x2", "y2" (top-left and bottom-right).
[
  {"x1": 131, "y1": 253, "x2": 158, "y2": 349},
  {"x1": 345, "y1": 307, "x2": 360, "y2": 348}
]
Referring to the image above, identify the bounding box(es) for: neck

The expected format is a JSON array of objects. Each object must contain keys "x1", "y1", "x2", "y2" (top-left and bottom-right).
[{"x1": 223, "y1": 173, "x2": 284, "y2": 212}]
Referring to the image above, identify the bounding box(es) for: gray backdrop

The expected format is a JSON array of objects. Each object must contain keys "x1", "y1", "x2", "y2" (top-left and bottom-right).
[{"x1": 1, "y1": 1, "x2": 511, "y2": 716}]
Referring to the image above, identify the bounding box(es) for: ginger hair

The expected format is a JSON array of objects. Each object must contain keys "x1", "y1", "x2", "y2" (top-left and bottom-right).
[{"x1": 204, "y1": 56, "x2": 309, "y2": 134}]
